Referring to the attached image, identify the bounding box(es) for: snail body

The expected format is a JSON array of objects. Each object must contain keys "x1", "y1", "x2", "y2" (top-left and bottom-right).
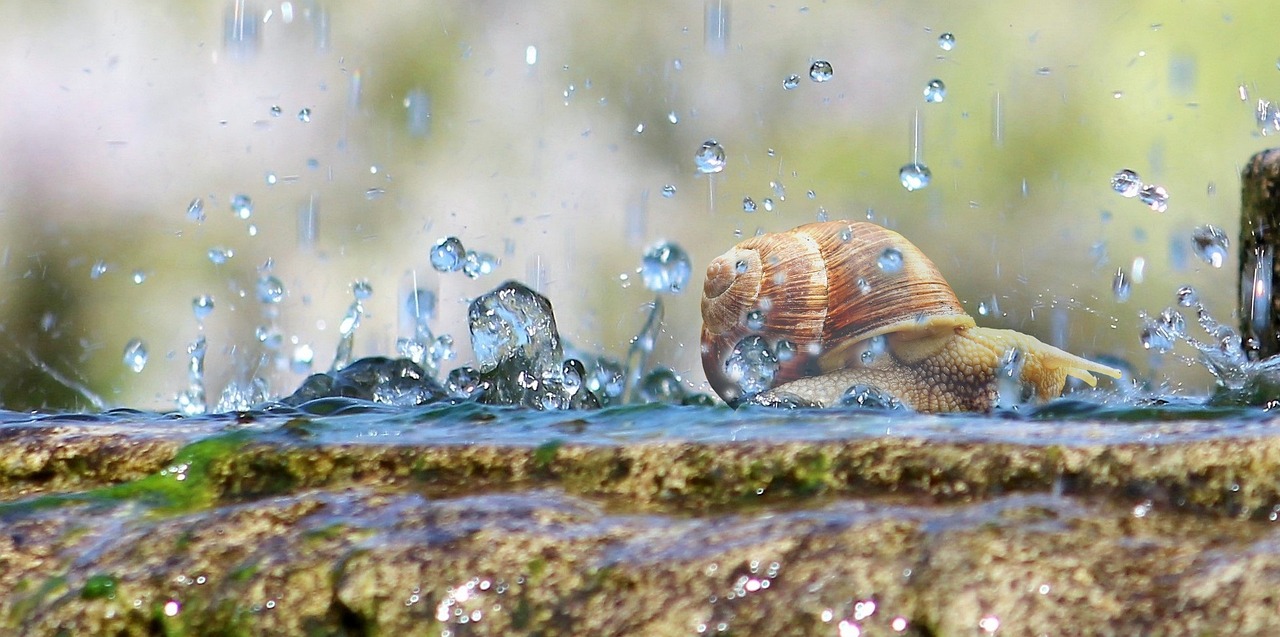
[{"x1": 699, "y1": 220, "x2": 1121, "y2": 411}]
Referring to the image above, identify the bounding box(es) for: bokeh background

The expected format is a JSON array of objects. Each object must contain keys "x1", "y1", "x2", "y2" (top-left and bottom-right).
[{"x1": 1, "y1": 0, "x2": 1276, "y2": 411}]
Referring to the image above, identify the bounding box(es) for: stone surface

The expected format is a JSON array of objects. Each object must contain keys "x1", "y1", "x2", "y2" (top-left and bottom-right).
[{"x1": 4, "y1": 410, "x2": 1280, "y2": 634}]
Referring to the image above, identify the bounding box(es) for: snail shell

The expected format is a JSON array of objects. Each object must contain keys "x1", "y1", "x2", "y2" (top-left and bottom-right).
[{"x1": 699, "y1": 220, "x2": 1121, "y2": 411}]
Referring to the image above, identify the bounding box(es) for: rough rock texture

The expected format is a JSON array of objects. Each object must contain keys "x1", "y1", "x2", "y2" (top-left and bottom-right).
[{"x1": 4, "y1": 412, "x2": 1280, "y2": 634}]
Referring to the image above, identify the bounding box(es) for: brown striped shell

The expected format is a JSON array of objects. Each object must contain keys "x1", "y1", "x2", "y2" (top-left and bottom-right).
[{"x1": 699, "y1": 220, "x2": 975, "y2": 403}]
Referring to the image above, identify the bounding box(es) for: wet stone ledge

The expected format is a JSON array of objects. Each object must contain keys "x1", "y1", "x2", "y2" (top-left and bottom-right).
[{"x1": 3, "y1": 407, "x2": 1280, "y2": 634}]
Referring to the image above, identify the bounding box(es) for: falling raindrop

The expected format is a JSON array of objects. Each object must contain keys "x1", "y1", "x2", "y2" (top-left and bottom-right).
[
  {"x1": 1190, "y1": 225, "x2": 1228, "y2": 268},
  {"x1": 270, "y1": 105, "x2": 282, "y2": 117},
  {"x1": 641, "y1": 241, "x2": 692, "y2": 294},
  {"x1": 256, "y1": 275, "x2": 286, "y2": 304},
  {"x1": 297, "y1": 107, "x2": 312, "y2": 123},
  {"x1": 90, "y1": 261, "x2": 108, "y2": 280},
  {"x1": 186, "y1": 198, "x2": 206, "y2": 223},
  {"x1": 430, "y1": 237, "x2": 466, "y2": 272},
  {"x1": 231, "y1": 193, "x2": 253, "y2": 219},
  {"x1": 667, "y1": 110, "x2": 679, "y2": 124},
  {"x1": 809, "y1": 60, "x2": 833, "y2": 83},
  {"x1": 1112, "y1": 268, "x2": 1132, "y2": 302},
  {"x1": 193, "y1": 295, "x2": 215, "y2": 322},
  {"x1": 763, "y1": 198, "x2": 775, "y2": 212},
  {"x1": 122, "y1": 339, "x2": 148, "y2": 373},
  {"x1": 1110, "y1": 169, "x2": 1142, "y2": 198},
  {"x1": 938, "y1": 32, "x2": 956, "y2": 51},
  {"x1": 742, "y1": 197, "x2": 757, "y2": 213},
  {"x1": 923, "y1": 79, "x2": 947, "y2": 103},
  {"x1": 783, "y1": 74, "x2": 800, "y2": 90},
  {"x1": 695, "y1": 140, "x2": 727, "y2": 174},
  {"x1": 207, "y1": 247, "x2": 234, "y2": 265},
  {"x1": 899, "y1": 163, "x2": 932, "y2": 191},
  {"x1": 1138, "y1": 184, "x2": 1169, "y2": 212},
  {"x1": 1176, "y1": 285, "x2": 1199, "y2": 307},
  {"x1": 661, "y1": 185, "x2": 677, "y2": 198}
]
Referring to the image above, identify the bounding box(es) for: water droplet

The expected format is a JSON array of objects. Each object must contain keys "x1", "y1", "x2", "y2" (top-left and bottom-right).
[
  {"x1": 762, "y1": 198, "x2": 774, "y2": 212},
  {"x1": 771, "y1": 180, "x2": 786, "y2": 200},
  {"x1": 265, "y1": 172, "x2": 277, "y2": 186},
  {"x1": 1112, "y1": 268, "x2": 1131, "y2": 302},
  {"x1": 352, "y1": 280, "x2": 373, "y2": 300},
  {"x1": 840, "y1": 384, "x2": 905, "y2": 410},
  {"x1": 641, "y1": 241, "x2": 692, "y2": 294},
  {"x1": 1110, "y1": 169, "x2": 1142, "y2": 198},
  {"x1": 132, "y1": 270, "x2": 147, "y2": 284},
  {"x1": 430, "y1": 237, "x2": 466, "y2": 272},
  {"x1": 90, "y1": 261, "x2": 108, "y2": 280},
  {"x1": 297, "y1": 107, "x2": 312, "y2": 123},
  {"x1": 291, "y1": 344, "x2": 314, "y2": 374},
  {"x1": 634, "y1": 122, "x2": 645, "y2": 134},
  {"x1": 809, "y1": 60, "x2": 833, "y2": 83},
  {"x1": 783, "y1": 74, "x2": 800, "y2": 90},
  {"x1": 742, "y1": 197, "x2": 757, "y2": 213},
  {"x1": 270, "y1": 105, "x2": 282, "y2": 117},
  {"x1": 256, "y1": 275, "x2": 286, "y2": 304},
  {"x1": 1138, "y1": 184, "x2": 1169, "y2": 212},
  {"x1": 938, "y1": 32, "x2": 956, "y2": 51},
  {"x1": 207, "y1": 247, "x2": 234, "y2": 265},
  {"x1": 1139, "y1": 318, "x2": 1175, "y2": 353},
  {"x1": 923, "y1": 79, "x2": 947, "y2": 103},
  {"x1": 193, "y1": 295, "x2": 215, "y2": 321},
  {"x1": 661, "y1": 184, "x2": 677, "y2": 198},
  {"x1": 1176, "y1": 285, "x2": 1199, "y2": 307},
  {"x1": 122, "y1": 338, "x2": 148, "y2": 373},
  {"x1": 667, "y1": 110, "x2": 679, "y2": 124},
  {"x1": 462, "y1": 250, "x2": 498, "y2": 278},
  {"x1": 695, "y1": 139, "x2": 727, "y2": 174},
  {"x1": 1158, "y1": 307, "x2": 1187, "y2": 338},
  {"x1": 231, "y1": 194, "x2": 253, "y2": 219},
  {"x1": 406, "y1": 288, "x2": 437, "y2": 324},
  {"x1": 1191, "y1": 224, "x2": 1228, "y2": 268},
  {"x1": 774, "y1": 340, "x2": 796, "y2": 362},
  {"x1": 877, "y1": 247, "x2": 904, "y2": 273},
  {"x1": 899, "y1": 163, "x2": 932, "y2": 191},
  {"x1": 467, "y1": 281, "x2": 564, "y2": 399},
  {"x1": 723, "y1": 335, "x2": 778, "y2": 398},
  {"x1": 744, "y1": 309, "x2": 766, "y2": 330},
  {"x1": 186, "y1": 197, "x2": 206, "y2": 222}
]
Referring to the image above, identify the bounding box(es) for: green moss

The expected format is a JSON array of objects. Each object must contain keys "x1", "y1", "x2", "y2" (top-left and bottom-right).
[
  {"x1": 81, "y1": 573, "x2": 117, "y2": 600},
  {"x1": 533, "y1": 439, "x2": 565, "y2": 472}
]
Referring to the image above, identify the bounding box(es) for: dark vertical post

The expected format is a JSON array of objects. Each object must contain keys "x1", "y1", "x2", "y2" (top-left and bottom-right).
[{"x1": 1240, "y1": 149, "x2": 1280, "y2": 360}]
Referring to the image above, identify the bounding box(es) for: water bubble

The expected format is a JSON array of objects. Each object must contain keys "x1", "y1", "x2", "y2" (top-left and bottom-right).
[
  {"x1": 186, "y1": 197, "x2": 206, "y2": 222},
  {"x1": 877, "y1": 247, "x2": 904, "y2": 273},
  {"x1": 742, "y1": 197, "x2": 757, "y2": 213},
  {"x1": 1138, "y1": 184, "x2": 1169, "y2": 212},
  {"x1": 1112, "y1": 268, "x2": 1131, "y2": 302},
  {"x1": 783, "y1": 74, "x2": 800, "y2": 90},
  {"x1": 695, "y1": 140, "x2": 727, "y2": 174},
  {"x1": 122, "y1": 338, "x2": 148, "y2": 373},
  {"x1": 641, "y1": 241, "x2": 692, "y2": 294},
  {"x1": 297, "y1": 107, "x2": 312, "y2": 123},
  {"x1": 1176, "y1": 285, "x2": 1199, "y2": 307},
  {"x1": 661, "y1": 184, "x2": 676, "y2": 198},
  {"x1": 899, "y1": 162, "x2": 932, "y2": 191},
  {"x1": 938, "y1": 32, "x2": 956, "y2": 51},
  {"x1": 1190, "y1": 224, "x2": 1228, "y2": 268},
  {"x1": 193, "y1": 295, "x2": 215, "y2": 321},
  {"x1": 231, "y1": 194, "x2": 253, "y2": 219},
  {"x1": 1111, "y1": 169, "x2": 1142, "y2": 198},
  {"x1": 430, "y1": 237, "x2": 466, "y2": 272},
  {"x1": 256, "y1": 275, "x2": 286, "y2": 304},
  {"x1": 462, "y1": 251, "x2": 498, "y2": 278},
  {"x1": 923, "y1": 79, "x2": 947, "y2": 103},
  {"x1": 723, "y1": 335, "x2": 778, "y2": 398},
  {"x1": 207, "y1": 247, "x2": 234, "y2": 265},
  {"x1": 809, "y1": 60, "x2": 833, "y2": 83}
]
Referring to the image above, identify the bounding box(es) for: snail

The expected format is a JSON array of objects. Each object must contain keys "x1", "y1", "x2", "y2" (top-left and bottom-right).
[{"x1": 700, "y1": 220, "x2": 1121, "y2": 412}]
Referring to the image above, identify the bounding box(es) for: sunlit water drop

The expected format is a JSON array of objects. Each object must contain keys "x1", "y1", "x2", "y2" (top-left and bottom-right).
[
  {"x1": 1138, "y1": 184, "x2": 1169, "y2": 212},
  {"x1": 297, "y1": 107, "x2": 312, "y2": 123},
  {"x1": 193, "y1": 295, "x2": 215, "y2": 322},
  {"x1": 1190, "y1": 224, "x2": 1228, "y2": 268},
  {"x1": 661, "y1": 184, "x2": 676, "y2": 198},
  {"x1": 462, "y1": 250, "x2": 498, "y2": 278},
  {"x1": 695, "y1": 140, "x2": 727, "y2": 174},
  {"x1": 186, "y1": 197, "x2": 205, "y2": 222},
  {"x1": 430, "y1": 237, "x2": 466, "y2": 272},
  {"x1": 1110, "y1": 169, "x2": 1142, "y2": 198},
  {"x1": 208, "y1": 248, "x2": 234, "y2": 264},
  {"x1": 809, "y1": 60, "x2": 833, "y2": 83},
  {"x1": 723, "y1": 335, "x2": 778, "y2": 398},
  {"x1": 122, "y1": 338, "x2": 148, "y2": 373},
  {"x1": 898, "y1": 162, "x2": 932, "y2": 191},
  {"x1": 742, "y1": 197, "x2": 757, "y2": 213},
  {"x1": 1176, "y1": 285, "x2": 1199, "y2": 307},
  {"x1": 641, "y1": 241, "x2": 692, "y2": 294},
  {"x1": 256, "y1": 275, "x2": 286, "y2": 304},
  {"x1": 1113, "y1": 268, "x2": 1131, "y2": 302},
  {"x1": 938, "y1": 32, "x2": 956, "y2": 51},
  {"x1": 923, "y1": 79, "x2": 946, "y2": 103},
  {"x1": 877, "y1": 247, "x2": 904, "y2": 273},
  {"x1": 783, "y1": 74, "x2": 800, "y2": 90}
]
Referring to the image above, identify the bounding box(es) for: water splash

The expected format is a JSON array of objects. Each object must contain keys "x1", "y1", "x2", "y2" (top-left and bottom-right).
[
  {"x1": 331, "y1": 281, "x2": 369, "y2": 372},
  {"x1": 175, "y1": 336, "x2": 208, "y2": 416}
]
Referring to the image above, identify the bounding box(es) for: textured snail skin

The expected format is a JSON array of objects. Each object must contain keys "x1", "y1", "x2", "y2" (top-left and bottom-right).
[{"x1": 699, "y1": 220, "x2": 1122, "y2": 412}]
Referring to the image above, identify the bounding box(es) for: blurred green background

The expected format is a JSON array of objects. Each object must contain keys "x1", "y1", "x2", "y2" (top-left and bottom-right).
[{"x1": 0, "y1": 0, "x2": 1275, "y2": 411}]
